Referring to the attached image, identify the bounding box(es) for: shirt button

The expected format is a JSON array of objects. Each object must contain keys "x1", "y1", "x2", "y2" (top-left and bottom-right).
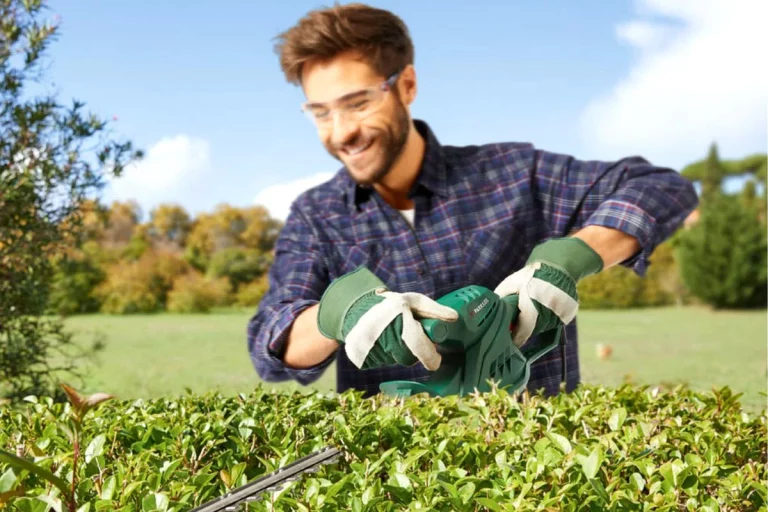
[{"x1": 417, "y1": 267, "x2": 425, "y2": 276}]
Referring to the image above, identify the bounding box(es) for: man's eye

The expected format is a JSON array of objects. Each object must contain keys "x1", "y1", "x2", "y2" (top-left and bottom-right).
[{"x1": 348, "y1": 99, "x2": 370, "y2": 110}]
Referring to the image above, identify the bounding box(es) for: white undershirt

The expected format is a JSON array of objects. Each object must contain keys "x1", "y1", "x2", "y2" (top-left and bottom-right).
[{"x1": 398, "y1": 208, "x2": 415, "y2": 228}]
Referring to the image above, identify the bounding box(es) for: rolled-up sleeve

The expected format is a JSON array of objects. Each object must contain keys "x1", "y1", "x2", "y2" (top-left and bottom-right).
[
  {"x1": 532, "y1": 150, "x2": 699, "y2": 276},
  {"x1": 246, "y1": 204, "x2": 335, "y2": 385}
]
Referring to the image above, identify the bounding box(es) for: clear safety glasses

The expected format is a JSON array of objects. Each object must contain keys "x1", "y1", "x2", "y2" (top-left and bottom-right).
[{"x1": 300, "y1": 70, "x2": 401, "y2": 128}]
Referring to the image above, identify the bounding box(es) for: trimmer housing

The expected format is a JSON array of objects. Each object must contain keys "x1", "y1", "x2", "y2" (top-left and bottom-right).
[{"x1": 379, "y1": 285, "x2": 562, "y2": 398}]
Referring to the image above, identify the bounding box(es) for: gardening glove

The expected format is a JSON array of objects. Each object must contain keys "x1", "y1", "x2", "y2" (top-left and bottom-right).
[
  {"x1": 317, "y1": 266, "x2": 458, "y2": 371},
  {"x1": 494, "y1": 237, "x2": 604, "y2": 347}
]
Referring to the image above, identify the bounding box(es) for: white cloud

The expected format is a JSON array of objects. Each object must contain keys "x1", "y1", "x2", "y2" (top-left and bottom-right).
[
  {"x1": 253, "y1": 172, "x2": 335, "y2": 221},
  {"x1": 615, "y1": 21, "x2": 675, "y2": 50},
  {"x1": 106, "y1": 135, "x2": 211, "y2": 214},
  {"x1": 580, "y1": 0, "x2": 768, "y2": 169}
]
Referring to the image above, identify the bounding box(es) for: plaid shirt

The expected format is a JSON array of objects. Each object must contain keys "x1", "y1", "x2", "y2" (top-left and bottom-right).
[{"x1": 247, "y1": 120, "x2": 698, "y2": 398}]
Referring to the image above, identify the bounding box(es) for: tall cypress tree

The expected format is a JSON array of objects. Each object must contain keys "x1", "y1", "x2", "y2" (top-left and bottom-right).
[{"x1": 677, "y1": 193, "x2": 767, "y2": 309}]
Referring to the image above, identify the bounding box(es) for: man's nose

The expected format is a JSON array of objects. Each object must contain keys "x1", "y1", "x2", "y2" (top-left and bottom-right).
[{"x1": 329, "y1": 111, "x2": 359, "y2": 145}]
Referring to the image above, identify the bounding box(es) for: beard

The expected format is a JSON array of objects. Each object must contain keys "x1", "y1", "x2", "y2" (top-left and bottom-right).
[{"x1": 324, "y1": 99, "x2": 410, "y2": 187}]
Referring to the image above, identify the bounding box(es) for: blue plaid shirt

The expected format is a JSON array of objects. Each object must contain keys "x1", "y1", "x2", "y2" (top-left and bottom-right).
[{"x1": 247, "y1": 120, "x2": 698, "y2": 398}]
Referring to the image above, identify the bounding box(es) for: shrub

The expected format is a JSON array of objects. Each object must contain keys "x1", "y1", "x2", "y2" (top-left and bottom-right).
[
  {"x1": 578, "y1": 266, "x2": 646, "y2": 309},
  {"x1": 167, "y1": 272, "x2": 232, "y2": 313},
  {"x1": 46, "y1": 251, "x2": 106, "y2": 316},
  {"x1": 0, "y1": 384, "x2": 764, "y2": 510},
  {"x1": 639, "y1": 240, "x2": 691, "y2": 307},
  {"x1": 235, "y1": 274, "x2": 270, "y2": 307},
  {"x1": 93, "y1": 264, "x2": 164, "y2": 314},
  {"x1": 94, "y1": 251, "x2": 190, "y2": 314},
  {"x1": 677, "y1": 194, "x2": 767, "y2": 309},
  {"x1": 577, "y1": 240, "x2": 689, "y2": 309},
  {"x1": 207, "y1": 247, "x2": 271, "y2": 292}
]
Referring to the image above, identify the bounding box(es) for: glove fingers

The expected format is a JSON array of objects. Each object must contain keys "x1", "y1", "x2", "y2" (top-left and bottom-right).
[
  {"x1": 493, "y1": 263, "x2": 540, "y2": 347},
  {"x1": 395, "y1": 292, "x2": 459, "y2": 321},
  {"x1": 400, "y1": 306, "x2": 442, "y2": 371},
  {"x1": 513, "y1": 284, "x2": 538, "y2": 347},
  {"x1": 345, "y1": 291, "x2": 449, "y2": 370},
  {"x1": 498, "y1": 263, "x2": 580, "y2": 346},
  {"x1": 493, "y1": 262, "x2": 539, "y2": 297}
]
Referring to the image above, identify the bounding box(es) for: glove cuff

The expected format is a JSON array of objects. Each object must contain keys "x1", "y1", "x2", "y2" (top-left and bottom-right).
[
  {"x1": 317, "y1": 266, "x2": 387, "y2": 341},
  {"x1": 527, "y1": 237, "x2": 604, "y2": 282}
]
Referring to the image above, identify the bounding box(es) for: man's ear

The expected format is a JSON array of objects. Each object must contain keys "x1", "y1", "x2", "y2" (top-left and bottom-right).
[{"x1": 397, "y1": 64, "x2": 418, "y2": 106}]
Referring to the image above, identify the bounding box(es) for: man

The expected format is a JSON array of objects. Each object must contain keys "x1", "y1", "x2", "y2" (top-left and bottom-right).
[{"x1": 247, "y1": 3, "x2": 698, "y2": 398}]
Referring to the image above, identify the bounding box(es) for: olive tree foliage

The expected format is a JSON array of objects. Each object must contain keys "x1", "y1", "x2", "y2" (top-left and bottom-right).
[{"x1": 0, "y1": 0, "x2": 142, "y2": 402}]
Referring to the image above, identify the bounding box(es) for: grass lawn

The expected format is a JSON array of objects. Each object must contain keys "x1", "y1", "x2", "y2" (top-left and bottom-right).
[{"x1": 62, "y1": 306, "x2": 767, "y2": 413}]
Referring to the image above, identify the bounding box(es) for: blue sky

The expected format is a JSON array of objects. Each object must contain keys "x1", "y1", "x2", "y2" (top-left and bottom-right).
[{"x1": 44, "y1": 0, "x2": 766, "y2": 220}]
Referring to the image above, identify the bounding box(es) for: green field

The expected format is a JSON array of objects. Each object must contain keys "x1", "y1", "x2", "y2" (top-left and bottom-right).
[{"x1": 62, "y1": 306, "x2": 767, "y2": 413}]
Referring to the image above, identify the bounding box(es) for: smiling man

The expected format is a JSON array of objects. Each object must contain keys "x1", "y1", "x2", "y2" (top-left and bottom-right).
[{"x1": 246, "y1": 3, "x2": 699, "y2": 398}]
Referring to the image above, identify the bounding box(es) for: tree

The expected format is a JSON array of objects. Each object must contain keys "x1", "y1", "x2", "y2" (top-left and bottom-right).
[
  {"x1": 0, "y1": 0, "x2": 142, "y2": 402},
  {"x1": 206, "y1": 246, "x2": 271, "y2": 292},
  {"x1": 680, "y1": 143, "x2": 767, "y2": 204},
  {"x1": 239, "y1": 204, "x2": 283, "y2": 253},
  {"x1": 644, "y1": 236, "x2": 691, "y2": 307},
  {"x1": 676, "y1": 193, "x2": 767, "y2": 309},
  {"x1": 103, "y1": 200, "x2": 142, "y2": 249},
  {"x1": 184, "y1": 203, "x2": 281, "y2": 271},
  {"x1": 148, "y1": 203, "x2": 192, "y2": 252},
  {"x1": 46, "y1": 248, "x2": 106, "y2": 315},
  {"x1": 94, "y1": 250, "x2": 189, "y2": 314}
]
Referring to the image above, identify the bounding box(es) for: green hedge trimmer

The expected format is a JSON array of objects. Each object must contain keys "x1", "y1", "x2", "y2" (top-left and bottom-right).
[
  {"x1": 192, "y1": 284, "x2": 561, "y2": 510},
  {"x1": 380, "y1": 283, "x2": 562, "y2": 397}
]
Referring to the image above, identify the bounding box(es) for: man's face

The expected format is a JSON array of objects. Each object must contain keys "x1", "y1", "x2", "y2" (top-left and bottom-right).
[{"x1": 301, "y1": 53, "x2": 412, "y2": 187}]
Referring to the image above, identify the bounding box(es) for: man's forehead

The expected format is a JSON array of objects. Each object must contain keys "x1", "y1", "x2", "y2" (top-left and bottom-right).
[{"x1": 301, "y1": 54, "x2": 380, "y2": 103}]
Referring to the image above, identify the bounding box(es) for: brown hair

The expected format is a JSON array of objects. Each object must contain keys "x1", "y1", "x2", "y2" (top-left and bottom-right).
[{"x1": 273, "y1": 2, "x2": 414, "y2": 86}]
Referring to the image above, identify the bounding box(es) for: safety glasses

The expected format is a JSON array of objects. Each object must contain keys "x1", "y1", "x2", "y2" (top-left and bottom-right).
[{"x1": 300, "y1": 70, "x2": 401, "y2": 127}]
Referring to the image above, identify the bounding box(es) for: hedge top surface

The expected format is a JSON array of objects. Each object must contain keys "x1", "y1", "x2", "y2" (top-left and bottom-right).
[{"x1": 1, "y1": 383, "x2": 766, "y2": 511}]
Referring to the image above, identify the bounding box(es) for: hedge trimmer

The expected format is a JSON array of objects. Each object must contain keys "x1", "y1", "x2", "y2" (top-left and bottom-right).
[
  {"x1": 190, "y1": 446, "x2": 342, "y2": 511},
  {"x1": 379, "y1": 283, "x2": 563, "y2": 398}
]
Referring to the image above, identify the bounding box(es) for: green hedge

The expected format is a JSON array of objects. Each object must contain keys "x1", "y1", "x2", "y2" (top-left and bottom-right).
[
  {"x1": 1, "y1": 384, "x2": 765, "y2": 511},
  {"x1": 577, "y1": 241, "x2": 693, "y2": 309}
]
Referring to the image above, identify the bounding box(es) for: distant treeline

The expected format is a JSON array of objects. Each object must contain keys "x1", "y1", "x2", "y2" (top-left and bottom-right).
[{"x1": 47, "y1": 201, "x2": 282, "y2": 314}]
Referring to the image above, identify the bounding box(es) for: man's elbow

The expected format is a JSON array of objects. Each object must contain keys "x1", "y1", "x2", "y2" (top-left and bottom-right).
[
  {"x1": 246, "y1": 334, "x2": 330, "y2": 387},
  {"x1": 249, "y1": 350, "x2": 289, "y2": 383},
  {"x1": 246, "y1": 329, "x2": 289, "y2": 383},
  {"x1": 679, "y1": 173, "x2": 699, "y2": 207},
  {"x1": 661, "y1": 169, "x2": 699, "y2": 219}
]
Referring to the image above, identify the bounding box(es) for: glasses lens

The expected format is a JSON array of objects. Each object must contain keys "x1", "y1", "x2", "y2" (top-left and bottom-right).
[
  {"x1": 338, "y1": 91, "x2": 377, "y2": 113},
  {"x1": 303, "y1": 105, "x2": 328, "y2": 123},
  {"x1": 302, "y1": 86, "x2": 386, "y2": 125}
]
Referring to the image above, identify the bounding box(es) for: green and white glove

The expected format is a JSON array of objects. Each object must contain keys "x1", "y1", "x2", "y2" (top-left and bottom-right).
[
  {"x1": 317, "y1": 266, "x2": 459, "y2": 371},
  {"x1": 494, "y1": 237, "x2": 604, "y2": 347}
]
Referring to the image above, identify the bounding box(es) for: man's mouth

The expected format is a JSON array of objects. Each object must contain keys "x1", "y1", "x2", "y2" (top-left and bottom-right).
[{"x1": 342, "y1": 137, "x2": 374, "y2": 157}]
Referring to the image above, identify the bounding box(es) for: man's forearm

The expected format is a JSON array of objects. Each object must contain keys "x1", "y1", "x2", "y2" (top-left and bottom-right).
[
  {"x1": 281, "y1": 304, "x2": 339, "y2": 369},
  {"x1": 572, "y1": 225, "x2": 641, "y2": 269}
]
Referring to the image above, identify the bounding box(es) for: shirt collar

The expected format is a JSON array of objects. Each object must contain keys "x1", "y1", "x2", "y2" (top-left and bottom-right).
[{"x1": 346, "y1": 119, "x2": 450, "y2": 211}]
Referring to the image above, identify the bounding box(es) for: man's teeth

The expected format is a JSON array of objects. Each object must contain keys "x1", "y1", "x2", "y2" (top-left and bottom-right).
[{"x1": 346, "y1": 140, "x2": 372, "y2": 155}]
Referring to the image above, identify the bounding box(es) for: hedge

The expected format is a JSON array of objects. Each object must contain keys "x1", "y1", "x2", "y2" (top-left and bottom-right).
[{"x1": 0, "y1": 383, "x2": 765, "y2": 511}]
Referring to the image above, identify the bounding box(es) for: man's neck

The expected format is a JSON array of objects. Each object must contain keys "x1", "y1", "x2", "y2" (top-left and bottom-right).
[{"x1": 374, "y1": 122, "x2": 425, "y2": 210}]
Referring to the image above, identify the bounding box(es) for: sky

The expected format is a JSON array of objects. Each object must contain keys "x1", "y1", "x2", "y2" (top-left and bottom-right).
[{"x1": 42, "y1": 0, "x2": 767, "y2": 221}]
